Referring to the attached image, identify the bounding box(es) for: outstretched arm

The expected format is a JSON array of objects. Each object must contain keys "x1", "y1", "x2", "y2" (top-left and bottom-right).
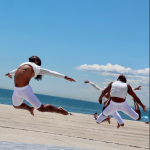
[
  {"x1": 5, "y1": 69, "x2": 17, "y2": 79},
  {"x1": 128, "y1": 84, "x2": 146, "y2": 112},
  {"x1": 39, "y1": 68, "x2": 75, "y2": 82},
  {"x1": 84, "y1": 81, "x2": 102, "y2": 91},
  {"x1": 98, "y1": 82, "x2": 112, "y2": 104}
]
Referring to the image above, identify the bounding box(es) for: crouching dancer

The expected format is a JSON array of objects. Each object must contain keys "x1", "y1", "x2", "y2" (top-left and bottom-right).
[
  {"x1": 96, "y1": 74, "x2": 146, "y2": 127},
  {"x1": 5, "y1": 56, "x2": 75, "y2": 116}
]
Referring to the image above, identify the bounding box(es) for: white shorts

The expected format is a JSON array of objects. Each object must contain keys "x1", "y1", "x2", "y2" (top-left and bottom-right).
[
  {"x1": 12, "y1": 85, "x2": 42, "y2": 109},
  {"x1": 102, "y1": 97, "x2": 108, "y2": 103},
  {"x1": 97, "y1": 100, "x2": 139, "y2": 124},
  {"x1": 103, "y1": 100, "x2": 139, "y2": 120}
]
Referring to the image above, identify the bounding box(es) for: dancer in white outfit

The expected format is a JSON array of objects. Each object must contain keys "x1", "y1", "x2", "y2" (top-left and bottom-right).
[
  {"x1": 5, "y1": 56, "x2": 76, "y2": 116},
  {"x1": 85, "y1": 81, "x2": 142, "y2": 127},
  {"x1": 96, "y1": 75, "x2": 146, "y2": 127},
  {"x1": 85, "y1": 81, "x2": 123, "y2": 125}
]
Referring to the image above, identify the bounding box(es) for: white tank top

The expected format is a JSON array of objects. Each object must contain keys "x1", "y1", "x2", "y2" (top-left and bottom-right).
[{"x1": 111, "y1": 81, "x2": 128, "y2": 99}]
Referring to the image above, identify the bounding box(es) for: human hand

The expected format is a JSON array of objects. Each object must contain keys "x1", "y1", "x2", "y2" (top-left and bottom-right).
[
  {"x1": 5, "y1": 73, "x2": 12, "y2": 79},
  {"x1": 143, "y1": 105, "x2": 146, "y2": 112},
  {"x1": 84, "y1": 81, "x2": 89, "y2": 83},
  {"x1": 64, "y1": 76, "x2": 76, "y2": 82},
  {"x1": 99, "y1": 97, "x2": 102, "y2": 104},
  {"x1": 134, "y1": 86, "x2": 142, "y2": 90}
]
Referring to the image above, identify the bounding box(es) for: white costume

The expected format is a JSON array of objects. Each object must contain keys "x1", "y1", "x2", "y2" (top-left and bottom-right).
[
  {"x1": 9, "y1": 62, "x2": 65, "y2": 109},
  {"x1": 97, "y1": 81, "x2": 139, "y2": 123},
  {"x1": 89, "y1": 82, "x2": 123, "y2": 124},
  {"x1": 9, "y1": 62, "x2": 65, "y2": 79}
]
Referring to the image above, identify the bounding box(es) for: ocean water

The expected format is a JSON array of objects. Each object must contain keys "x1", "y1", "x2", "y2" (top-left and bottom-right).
[{"x1": 0, "y1": 88, "x2": 149, "y2": 122}]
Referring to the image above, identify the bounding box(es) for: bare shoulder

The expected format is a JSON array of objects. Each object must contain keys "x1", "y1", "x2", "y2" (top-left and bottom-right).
[
  {"x1": 127, "y1": 84, "x2": 134, "y2": 93},
  {"x1": 108, "y1": 82, "x2": 113, "y2": 87},
  {"x1": 105, "y1": 82, "x2": 113, "y2": 91},
  {"x1": 127, "y1": 84, "x2": 132, "y2": 89}
]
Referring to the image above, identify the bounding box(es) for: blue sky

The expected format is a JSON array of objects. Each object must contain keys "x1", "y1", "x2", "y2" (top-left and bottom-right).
[{"x1": 0, "y1": 0, "x2": 149, "y2": 107}]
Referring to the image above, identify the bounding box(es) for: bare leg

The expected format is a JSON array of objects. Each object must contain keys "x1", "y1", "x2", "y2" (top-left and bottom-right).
[
  {"x1": 102, "y1": 116, "x2": 111, "y2": 124},
  {"x1": 37, "y1": 104, "x2": 68, "y2": 115},
  {"x1": 13, "y1": 102, "x2": 34, "y2": 116},
  {"x1": 134, "y1": 100, "x2": 141, "y2": 120}
]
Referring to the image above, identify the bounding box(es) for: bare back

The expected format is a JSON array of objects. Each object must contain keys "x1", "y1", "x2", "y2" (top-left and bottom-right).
[{"x1": 14, "y1": 65, "x2": 35, "y2": 87}]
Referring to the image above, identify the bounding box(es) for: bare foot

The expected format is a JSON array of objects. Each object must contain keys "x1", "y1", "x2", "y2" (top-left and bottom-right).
[
  {"x1": 58, "y1": 107, "x2": 68, "y2": 115},
  {"x1": 102, "y1": 116, "x2": 111, "y2": 124},
  {"x1": 117, "y1": 123, "x2": 124, "y2": 128},
  {"x1": 117, "y1": 122, "x2": 120, "y2": 128},
  {"x1": 107, "y1": 116, "x2": 111, "y2": 124},
  {"x1": 29, "y1": 107, "x2": 34, "y2": 116}
]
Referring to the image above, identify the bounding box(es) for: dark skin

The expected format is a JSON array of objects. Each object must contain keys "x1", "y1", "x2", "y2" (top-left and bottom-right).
[
  {"x1": 6, "y1": 65, "x2": 75, "y2": 87},
  {"x1": 101, "y1": 85, "x2": 143, "y2": 128},
  {"x1": 99, "y1": 82, "x2": 146, "y2": 128},
  {"x1": 15, "y1": 65, "x2": 35, "y2": 87},
  {"x1": 85, "y1": 80, "x2": 144, "y2": 128},
  {"x1": 99, "y1": 81, "x2": 146, "y2": 112},
  {"x1": 5, "y1": 60, "x2": 76, "y2": 116}
]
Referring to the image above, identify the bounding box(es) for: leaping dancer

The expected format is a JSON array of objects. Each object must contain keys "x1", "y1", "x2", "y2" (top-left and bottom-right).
[
  {"x1": 84, "y1": 81, "x2": 142, "y2": 128},
  {"x1": 5, "y1": 56, "x2": 76, "y2": 116},
  {"x1": 96, "y1": 75, "x2": 146, "y2": 127}
]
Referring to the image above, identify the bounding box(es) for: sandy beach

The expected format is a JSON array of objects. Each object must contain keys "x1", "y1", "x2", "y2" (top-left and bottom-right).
[{"x1": 0, "y1": 104, "x2": 149, "y2": 150}]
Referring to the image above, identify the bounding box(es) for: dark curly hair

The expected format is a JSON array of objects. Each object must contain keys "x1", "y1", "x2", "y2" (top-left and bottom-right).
[
  {"x1": 29, "y1": 56, "x2": 42, "y2": 81},
  {"x1": 117, "y1": 74, "x2": 127, "y2": 83}
]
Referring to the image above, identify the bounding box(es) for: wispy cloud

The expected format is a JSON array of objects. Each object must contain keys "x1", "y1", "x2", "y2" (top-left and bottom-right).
[
  {"x1": 76, "y1": 63, "x2": 149, "y2": 85},
  {"x1": 76, "y1": 63, "x2": 149, "y2": 76}
]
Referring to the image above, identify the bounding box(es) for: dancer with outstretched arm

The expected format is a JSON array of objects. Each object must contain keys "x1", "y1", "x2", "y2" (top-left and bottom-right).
[
  {"x1": 85, "y1": 81, "x2": 142, "y2": 128},
  {"x1": 96, "y1": 75, "x2": 146, "y2": 125},
  {"x1": 5, "y1": 56, "x2": 75, "y2": 116}
]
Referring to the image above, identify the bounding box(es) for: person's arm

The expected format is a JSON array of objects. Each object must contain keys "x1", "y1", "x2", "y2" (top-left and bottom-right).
[
  {"x1": 84, "y1": 81, "x2": 102, "y2": 91},
  {"x1": 5, "y1": 69, "x2": 17, "y2": 79},
  {"x1": 128, "y1": 84, "x2": 146, "y2": 112},
  {"x1": 133, "y1": 86, "x2": 142, "y2": 90},
  {"x1": 39, "y1": 68, "x2": 75, "y2": 82},
  {"x1": 98, "y1": 82, "x2": 112, "y2": 104}
]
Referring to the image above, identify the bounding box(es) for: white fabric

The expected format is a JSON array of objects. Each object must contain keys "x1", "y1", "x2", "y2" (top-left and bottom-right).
[
  {"x1": 89, "y1": 82, "x2": 103, "y2": 91},
  {"x1": 103, "y1": 98, "x2": 123, "y2": 124},
  {"x1": 111, "y1": 81, "x2": 128, "y2": 99},
  {"x1": 89, "y1": 81, "x2": 124, "y2": 124},
  {"x1": 97, "y1": 100, "x2": 139, "y2": 123},
  {"x1": 9, "y1": 69, "x2": 17, "y2": 76},
  {"x1": 111, "y1": 112, "x2": 124, "y2": 124},
  {"x1": 19, "y1": 62, "x2": 41, "y2": 78},
  {"x1": 89, "y1": 82, "x2": 106, "y2": 103},
  {"x1": 12, "y1": 85, "x2": 42, "y2": 109},
  {"x1": 9, "y1": 62, "x2": 65, "y2": 79},
  {"x1": 39, "y1": 68, "x2": 65, "y2": 79}
]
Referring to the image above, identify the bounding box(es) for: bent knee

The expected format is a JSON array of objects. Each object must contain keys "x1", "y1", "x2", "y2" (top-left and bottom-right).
[{"x1": 37, "y1": 104, "x2": 45, "y2": 112}]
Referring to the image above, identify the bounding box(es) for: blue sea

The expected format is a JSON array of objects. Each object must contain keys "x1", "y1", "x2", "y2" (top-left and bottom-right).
[{"x1": 0, "y1": 88, "x2": 149, "y2": 122}]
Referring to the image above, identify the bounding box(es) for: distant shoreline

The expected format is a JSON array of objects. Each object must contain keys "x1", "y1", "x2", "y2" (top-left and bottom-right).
[
  {"x1": 0, "y1": 87, "x2": 149, "y2": 108},
  {"x1": 0, "y1": 87, "x2": 99, "y2": 104},
  {"x1": 0, "y1": 88, "x2": 149, "y2": 123}
]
